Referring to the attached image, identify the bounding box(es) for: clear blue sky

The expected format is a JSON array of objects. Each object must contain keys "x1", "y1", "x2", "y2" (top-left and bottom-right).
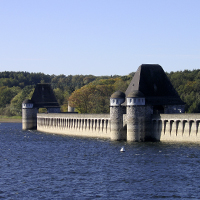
[{"x1": 0, "y1": 0, "x2": 200, "y2": 76}]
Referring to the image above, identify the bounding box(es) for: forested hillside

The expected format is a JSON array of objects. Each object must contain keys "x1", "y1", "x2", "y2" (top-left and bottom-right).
[
  {"x1": 0, "y1": 69, "x2": 200, "y2": 116},
  {"x1": 167, "y1": 69, "x2": 200, "y2": 113},
  {"x1": 0, "y1": 71, "x2": 129, "y2": 116}
]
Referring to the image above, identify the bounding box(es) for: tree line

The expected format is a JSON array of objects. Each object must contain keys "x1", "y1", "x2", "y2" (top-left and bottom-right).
[
  {"x1": 0, "y1": 69, "x2": 200, "y2": 116},
  {"x1": 166, "y1": 69, "x2": 200, "y2": 113}
]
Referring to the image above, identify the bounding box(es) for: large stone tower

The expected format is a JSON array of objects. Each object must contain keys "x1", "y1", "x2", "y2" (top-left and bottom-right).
[
  {"x1": 123, "y1": 64, "x2": 185, "y2": 141},
  {"x1": 110, "y1": 91, "x2": 126, "y2": 140},
  {"x1": 125, "y1": 64, "x2": 185, "y2": 114}
]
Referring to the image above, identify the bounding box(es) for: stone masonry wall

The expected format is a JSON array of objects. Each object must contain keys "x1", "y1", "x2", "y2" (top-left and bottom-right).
[
  {"x1": 37, "y1": 112, "x2": 200, "y2": 143},
  {"x1": 152, "y1": 114, "x2": 200, "y2": 142},
  {"x1": 37, "y1": 113, "x2": 111, "y2": 139},
  {"x1": 110, "y1": 106, "x2": 126, "y2": 140},
  {"x1": 126, "y1": 106, "x2": 145, "y2": 141},
  {"x1": 22, "y1": 108, "x2": 37, "y2": 130}
]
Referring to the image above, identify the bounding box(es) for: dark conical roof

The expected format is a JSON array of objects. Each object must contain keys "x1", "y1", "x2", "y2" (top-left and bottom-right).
[
  {"x1": 111, "y1": 91, "x2": 125, "y2": 99},
  {"x1": 124, "y1": 64, "x2": 184, "y2": 105},
  {"x1": 31, "y1": 83, "x2": 60, "y2": 108}
]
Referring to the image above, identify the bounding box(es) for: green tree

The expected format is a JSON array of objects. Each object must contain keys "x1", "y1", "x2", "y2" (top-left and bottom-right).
[
  {"x1": 68, "y1": 78, "x2": 120, "y2": 113},
  {"x1": 10, "y1": 85, "x2": 35, "y2": 115},
  {"x1": 68, "y1": 85, "x2": 96, "y2": 113},
  {"x1": 54, "y1": 88, "x2": 65, "y2": 105},
  {"x1": 0, "y1": 86, "x2": 21, "y2": 108}
]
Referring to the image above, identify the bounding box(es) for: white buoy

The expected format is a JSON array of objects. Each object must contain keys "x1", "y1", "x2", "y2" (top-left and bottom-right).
[{"x1": 120, "y1": 146, "x2": 125, "y2": 152}]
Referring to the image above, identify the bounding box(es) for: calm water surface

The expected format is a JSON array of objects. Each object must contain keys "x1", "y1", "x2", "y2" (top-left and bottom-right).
[{"x1": 0, "y1": 123, "x2": 200, "y2": 199}]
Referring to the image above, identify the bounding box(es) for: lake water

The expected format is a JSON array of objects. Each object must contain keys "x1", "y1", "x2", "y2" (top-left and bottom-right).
[{"x1": 0, "y1": 123, "x2": 200, "y2": 199}]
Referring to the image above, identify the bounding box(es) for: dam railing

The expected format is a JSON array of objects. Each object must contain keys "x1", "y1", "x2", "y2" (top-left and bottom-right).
[
  {"x1": 37, "y1": 113, "x2": 200, "y2": 142},
  {"x1": 37, "y1": 113, "x2": 111, "y2": 139},
  {"x1": 152, "y1": 114, "x2": 200, "y2": 142}
]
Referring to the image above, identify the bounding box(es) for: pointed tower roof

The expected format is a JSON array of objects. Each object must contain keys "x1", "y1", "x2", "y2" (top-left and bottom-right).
[
  {"x1": 124, "y1": 64, "x2": 184, "y2": 105},
  {"x1": 31, "y1": 83, "x2": 60, "y2": 108}
]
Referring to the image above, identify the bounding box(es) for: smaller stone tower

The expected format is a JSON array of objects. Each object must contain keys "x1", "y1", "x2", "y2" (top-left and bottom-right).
[
  {"x1": 126, "y1": 90, "x2": 145, "y2": 142},
  {"x1": 110, "y1": 91, "x2": 126, "y2": 140},
  {"x1": 22, "y1": 83, "x2": 61, "y2": 130},
  {"x1": 22, "y1": 99, "x2": 37, "y2": 130}
]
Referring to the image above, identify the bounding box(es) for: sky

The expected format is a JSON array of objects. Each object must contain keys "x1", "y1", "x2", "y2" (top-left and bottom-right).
[{"x1": 0, "y1": 0, "x2": 200, "y2": 76}]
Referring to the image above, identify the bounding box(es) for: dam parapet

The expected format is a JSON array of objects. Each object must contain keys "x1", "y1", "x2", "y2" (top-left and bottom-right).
[
  {"x1": 152, "y1": 114, "x2": 200, "y2": 142},
  {"x1": 37, "y1": 113, "x2": 111, "y2": 139}
]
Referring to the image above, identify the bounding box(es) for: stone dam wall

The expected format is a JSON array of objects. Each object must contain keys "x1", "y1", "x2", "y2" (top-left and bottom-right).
[
  {"x1": 37, "y1": 113, "x2": 111, "y2": 139},
  {"x1": 37, "y1": 113, "x2": 200, "y2": 142},
  {"x1": 152, "y1": 114, "x2": 200, "y2": 142}
]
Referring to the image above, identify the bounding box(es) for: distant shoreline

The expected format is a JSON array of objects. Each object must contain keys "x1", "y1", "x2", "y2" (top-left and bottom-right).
[{"x1": 0, "y1": 118, "x2": 22, "y2": 123}]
